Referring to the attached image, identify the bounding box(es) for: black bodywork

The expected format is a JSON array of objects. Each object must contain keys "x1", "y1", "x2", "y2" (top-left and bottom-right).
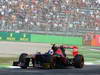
[{"x1": 13, "y1": 52, "x2": 84, "y2": 69}]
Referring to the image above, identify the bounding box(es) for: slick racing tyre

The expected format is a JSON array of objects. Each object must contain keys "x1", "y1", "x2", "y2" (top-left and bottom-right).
[
  {"x1": 18, "y1": 53, "x2": 30, "y2": 69},
  {"x1": 13, "y1": 61, "x2": 19, "y2": 66},
  {"x1": 73, "y1": 54, "x2": 84, "y2": 68}
]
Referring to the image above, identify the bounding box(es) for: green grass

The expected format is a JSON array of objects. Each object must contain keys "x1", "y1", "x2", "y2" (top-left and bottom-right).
[
  {"x1": 79, "y1": 46, "x2": 100, "y2": 62},
  {"x1": 0, "y1": 57, "x2": 17, "y2": 66}
]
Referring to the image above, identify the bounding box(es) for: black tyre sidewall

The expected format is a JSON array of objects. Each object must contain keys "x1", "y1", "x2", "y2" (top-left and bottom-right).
[
  {"x1": 18, "y1": 53, "x2": 29, "y2": 69},
  {"x1": 74, "y1": 54, "x2": 84, "y2": 68}
]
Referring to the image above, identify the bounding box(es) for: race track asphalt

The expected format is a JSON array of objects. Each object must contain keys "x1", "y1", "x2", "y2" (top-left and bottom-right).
[{"x1": 0, "y1": 65, "x2": 100, "y2": 75}]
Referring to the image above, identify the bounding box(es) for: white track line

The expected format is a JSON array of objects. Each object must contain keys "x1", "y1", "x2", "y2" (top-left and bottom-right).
[
  {"x1": 84, "y1": 62, "x2": 94, "y2": 65},
  {"x1": 8, "y1": 66, "x2": 21, "y2": 68}
]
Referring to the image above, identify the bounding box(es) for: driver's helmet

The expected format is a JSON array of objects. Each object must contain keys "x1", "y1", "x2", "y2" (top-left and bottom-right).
[{"x1": 48, "y1": 49, "x2": 54, "y2": 55}]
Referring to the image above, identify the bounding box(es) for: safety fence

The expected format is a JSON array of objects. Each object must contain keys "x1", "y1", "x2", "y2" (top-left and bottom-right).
[
  {"x1": 0, "y1": 32, "x2": 30, "y2": 42},
  {"x1": 0, "y1": 32, "x2": 83, "y2": 45},
  {"x1": 31, "y1": 34, "x2": 82, "y2": 45}
]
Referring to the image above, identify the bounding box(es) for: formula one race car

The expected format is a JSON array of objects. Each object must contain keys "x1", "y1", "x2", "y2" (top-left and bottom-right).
[{"x1": 13, "y1": 44, "x2": 84, "y2": 69}]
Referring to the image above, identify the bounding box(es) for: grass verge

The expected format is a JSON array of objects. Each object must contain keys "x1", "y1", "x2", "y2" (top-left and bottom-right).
[
  {"x1": 0, "y1": 57, "x2": 17, "y2": 66},
  {"x1": 79, "y1": 46, "x2": 100, "y2": 62}
]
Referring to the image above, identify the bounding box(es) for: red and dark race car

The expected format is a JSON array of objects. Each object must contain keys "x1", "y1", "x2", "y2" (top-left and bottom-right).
[{"x1": 13, "y1": 44, "x2": 84, "y2": 69}]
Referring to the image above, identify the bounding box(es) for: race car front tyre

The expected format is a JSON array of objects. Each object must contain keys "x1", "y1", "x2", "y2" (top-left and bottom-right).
[
  {"x1": 13, "y1": 61, "x2": 19, "y2": 66},
  {"x1": 18, "y1": 53, "x2": 28, "y2": 63},
  {"x1": 18, "y1": 53, "x2": 30, "y2": 69},
  {"x1": 20, "y1": 58, "x2": 30, "y2": 69}
]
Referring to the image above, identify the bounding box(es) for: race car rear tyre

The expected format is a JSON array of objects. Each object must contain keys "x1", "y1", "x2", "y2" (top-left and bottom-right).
[{"x1": 73, "y1": 54, "x2": 84, "y2": 68}]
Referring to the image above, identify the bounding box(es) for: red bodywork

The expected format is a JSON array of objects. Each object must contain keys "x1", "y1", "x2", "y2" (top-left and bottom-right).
[{"x1": 70, "y1": 46, "x2": 79, "y2": 56}]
